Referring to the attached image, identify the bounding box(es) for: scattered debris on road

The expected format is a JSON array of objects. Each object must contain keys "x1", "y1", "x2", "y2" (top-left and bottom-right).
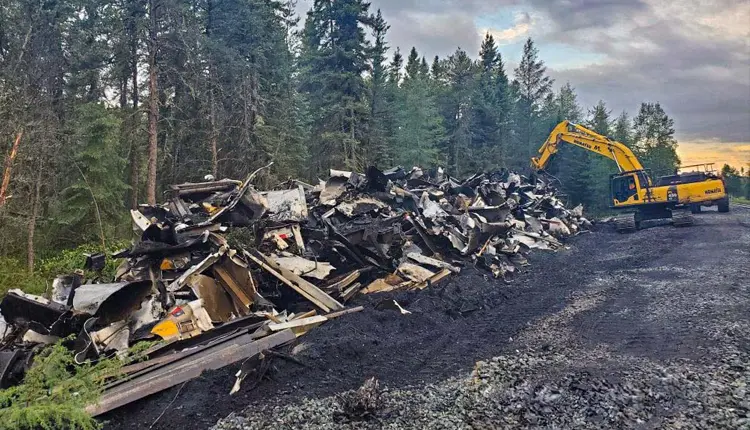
[{"x1": 0, "y1": 165, "x2": 588, "y2": 413}]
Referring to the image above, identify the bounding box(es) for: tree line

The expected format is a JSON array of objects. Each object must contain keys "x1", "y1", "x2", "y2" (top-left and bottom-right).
[{"x1": 0, "y1": 0, "x2": 687, "y2": 269}]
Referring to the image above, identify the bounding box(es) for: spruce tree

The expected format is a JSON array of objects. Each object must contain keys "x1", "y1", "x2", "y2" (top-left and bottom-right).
[
  {"x1": 587, "y1": 101, "x2": 612, "y2": 136},
  {"x1": 585, "y1": 100, "x2": 618, "y2": 212},
  {"x1": 59, "y1": 103, "x2": 128, "y2": 245},
  {"x1": 512, "y1": 38, "x2": 553, "y2": 166},
  {"x1": 431, "y1": 55, "x2": 444, "y2": 81},
  {"x1": 613, "y1": 111, "x2": 633, "y2": 147},
  {"x1": 404, "y1": 47, "x2": 421, "y2": 81},
  {"x1": 472, "y1": 33, "x2": 510, "y2": 169},
  {"x1": 633, "y1": 102, "x2": 680, "y2": 177},
  {"x1": 442, "y1": 48, "x2": 476, "y2": 176},
  {"x1": 366, "y1": 9, "x2": 391, "y2": 166},
  {"x1": 542, "y1": 84, "x2": 589, "y2": 208},
  {"x1": 392, "y1": 47, "x2": 444, "y2": 168},
  {"x1": 388, "y1": 48, "x2": 403, "y2": 84},
  {"x1": 300, "y1": 0, "x2": 373, "y2": 173}
]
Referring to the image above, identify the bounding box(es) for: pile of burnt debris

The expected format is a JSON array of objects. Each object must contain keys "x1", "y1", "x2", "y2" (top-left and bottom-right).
[{"x1": 0, "y1": 164, "x2": 589, "y2": 414}]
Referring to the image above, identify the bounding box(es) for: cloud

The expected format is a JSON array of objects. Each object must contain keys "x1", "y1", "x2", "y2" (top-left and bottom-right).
[
  {"x1": 295, "y1": 0, "x2": 750, "y2": 147},
  {"x1": 535, "y1": 0, "x2": 750, "y2": 144},
  {"x1": 480, "y1": 12, "x2": 533, "y2": 45},
  {"x1": 385, "y1": 11, "x2": 481, "y2": 58}
]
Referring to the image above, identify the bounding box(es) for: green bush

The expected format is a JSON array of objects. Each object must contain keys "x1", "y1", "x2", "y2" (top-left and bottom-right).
[
  {"x1": 0, "y1": 257, "x2": 47, "y2": 298},
  {"x1": 0, "y1": 340, "x2": 113, "y2": 430},
  {"x1": 36, "y1": 240, "x2": 130, "y2": 282},
  {"x1": 0, "y1": 240, "x2": 131, "y2": 299},
  {"x1": 0, "y1": 339, "x2": 157, "y2": 430}
]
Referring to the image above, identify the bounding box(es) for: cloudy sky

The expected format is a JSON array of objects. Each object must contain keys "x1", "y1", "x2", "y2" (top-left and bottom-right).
[{"x1": 299, "y1": 0, "x2": 750, "y2": 169}]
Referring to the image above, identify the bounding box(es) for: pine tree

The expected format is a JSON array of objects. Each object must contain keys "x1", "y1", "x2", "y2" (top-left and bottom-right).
[
  {"x1": 472, "y1": 33, "x2": 510, "y2": 169},
  {"x1": 633, "y1": 102, "x2": 680, "y2": 177},
  {"x1": 404, "y1": 47, "x2": 421, "y2": 81},
  {"x1": 392, "y1": 48, "x2": 444, "y2": 168},
  {"x1": 442, "y1": 48, "x2": 476, "y2": 176},
  {"x1": 585, "y1": 100, "x2": 617, "y2": 212},
  {"x1": 613, "y1": 111, "x2": 633, "y2": 147},
  {"x1": 512, "y1": 38, "x2": 553, "y2": 166},
  {"x1": 300, "y1": 0, "x2": 373, "y2": 173},
  {"x1": 59, "y1": 103, "x2": 128, "y2": 245},
  {"x1": 366, "y1": 9, "x2": 391, "y2": 166}
]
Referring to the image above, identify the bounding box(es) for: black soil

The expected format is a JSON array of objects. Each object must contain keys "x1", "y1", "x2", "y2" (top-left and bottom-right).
[{"x1": 103, "y1": 208, "x2": 750, "y2": 430}]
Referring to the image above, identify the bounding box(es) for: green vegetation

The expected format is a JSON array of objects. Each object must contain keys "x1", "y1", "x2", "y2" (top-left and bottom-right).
[
  {"x1": 0, "y1": 341, "x2": 117, "y2": 430},
  {"x1": 0, "y1": 339, "x2": 157, "y2": 430},
  {"x1": 0, "y1": 241, "x2": 128, "y2": 298},
  {"x1": 722, "y1": 165, "x2": 750, "y2": 200},
  {"x1": 0, "y1": 0, "x2": 688, "y2": 278}
]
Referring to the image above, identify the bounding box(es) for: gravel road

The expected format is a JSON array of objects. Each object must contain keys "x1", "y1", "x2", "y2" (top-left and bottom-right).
[{"x1": 105, "y1": 207, "x2": 750, "y2": 429}]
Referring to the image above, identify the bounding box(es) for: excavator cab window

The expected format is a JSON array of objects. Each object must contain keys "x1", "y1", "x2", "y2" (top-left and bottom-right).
[
  {"x1": 611, "y1": 174, "x2": 638, "y2": 204},
  {"x1": 636, "y1": 171, "x2": 650, "y2": 189}
]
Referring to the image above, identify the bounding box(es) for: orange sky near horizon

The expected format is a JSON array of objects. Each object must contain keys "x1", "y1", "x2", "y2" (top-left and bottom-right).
[{"x1": 676, "y1": 141, "x2": 750, "y2": 171}]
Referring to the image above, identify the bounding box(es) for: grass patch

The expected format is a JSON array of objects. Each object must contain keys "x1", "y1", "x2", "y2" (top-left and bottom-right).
[{"x1": 731, "y1": 196, "x2": 750, "y2": 205}]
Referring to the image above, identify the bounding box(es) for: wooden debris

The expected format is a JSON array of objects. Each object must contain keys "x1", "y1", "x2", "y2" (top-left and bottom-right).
[{"x1": 244, "y1": 250, "x2": 344, "y2": 313}]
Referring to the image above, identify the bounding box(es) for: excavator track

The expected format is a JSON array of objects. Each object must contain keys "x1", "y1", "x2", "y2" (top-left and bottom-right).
[
  {"x1": 614, "y1": 213, "x2": 638, "y2": 233},
  {"x1": 671, "y1": 209, "x2": 694, "y2": 227}
]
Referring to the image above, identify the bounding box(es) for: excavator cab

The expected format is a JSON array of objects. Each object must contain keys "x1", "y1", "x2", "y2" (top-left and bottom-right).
[
  {"x1": 611, "y1": 173, "x2": 638, "y2": 205},
  {"x1": 610, "y1": 170, "x2": 655, "y2": 207}
]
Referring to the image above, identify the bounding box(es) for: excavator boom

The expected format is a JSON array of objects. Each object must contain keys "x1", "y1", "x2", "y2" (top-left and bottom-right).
[
  {"x1": 531, "y1": 121, "x2": 644, "y2": 173},
  {"x1": 530, "y1": 120, "x2": 729, "y2": 232}
]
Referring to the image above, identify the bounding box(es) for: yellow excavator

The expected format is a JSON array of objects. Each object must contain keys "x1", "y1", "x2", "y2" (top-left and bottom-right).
[{"x1": 531, "y1": 121, "x2": 729, "y2": 232}]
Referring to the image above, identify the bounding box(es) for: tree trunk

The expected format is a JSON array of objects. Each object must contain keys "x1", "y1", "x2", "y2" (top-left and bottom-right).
[
  {"x1": 146, "y1": 0, "x2": 158, "y2": 205},
  {"x1": 207, "y1": 0, "x2": 218, "y2": 177},
  {"x1": 27, "y1": 157, "x2": 42, "y2": 273},
  {"x1": 0, "y1": 131, "x2": 23, "y2": 208},
  {"x1": 210, "y1": 91, "x2": 218, "y2": 177},
  {"x1": 129, "y1": 0, "x2": 140, "y2": 208}
]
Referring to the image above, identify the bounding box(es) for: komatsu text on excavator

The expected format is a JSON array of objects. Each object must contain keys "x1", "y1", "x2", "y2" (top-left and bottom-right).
[{"x1": 531, "y1": 121, "x2": 729, "y2": 232}]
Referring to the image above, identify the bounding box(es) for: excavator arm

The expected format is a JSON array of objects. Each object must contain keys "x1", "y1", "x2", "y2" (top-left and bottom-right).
[{"x1": 531, "y1": 121, "x2": 645, "y2": 173}]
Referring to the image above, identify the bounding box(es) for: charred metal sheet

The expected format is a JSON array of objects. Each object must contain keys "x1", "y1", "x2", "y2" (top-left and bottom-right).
[
  {"x1": 86, "y1": 329, "x2": 296, "y2": 416},
  {"x1": 130, "y1": 209, "x2": 152, "y2": 231},
  {"x1": 320, "y1": 175, "x2": 348, "y2": 206},
  {"x1": 0, "y1": 290, "x2": 83, "y2": 337},
  {"x1": 244, "y1": 249, "x2": 344, "y2": 312},
  {"x1": 0, "y1": 349, "x2": 30, "y2": 389},
  {"x1": 264, "y1": 186, "x2": 307, "y2": 222},
  {"x1": 166, "y1": 247, "x2": 226, "y2": 292},
  {"x1": 212, "y1": 254, "x2": 257, "y2": 314},
  {"x1": 72, "y1": 281, "x2": 152, "y2": 324},
  {"x1": 406, "y1": 253, "x2": 460, "y2": 273},
  {"x1": 269, "y1": 254, "x2": 336, "y2": 280},
  {"x1": 169, "y1": 179, "x2": 241, "y2": 197},
  {"x1": 124, "y1": 230, "x2": 209, "y2": 258},
  {"x1": 335, "y1": 197, "x2": 388, "y2": 218},
  {"x1": 51, "y1": 273, "x2": 82, "y2": 306},
  {"x1": 187, "y1": 274, "x2": 235, "y2": 322}
]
